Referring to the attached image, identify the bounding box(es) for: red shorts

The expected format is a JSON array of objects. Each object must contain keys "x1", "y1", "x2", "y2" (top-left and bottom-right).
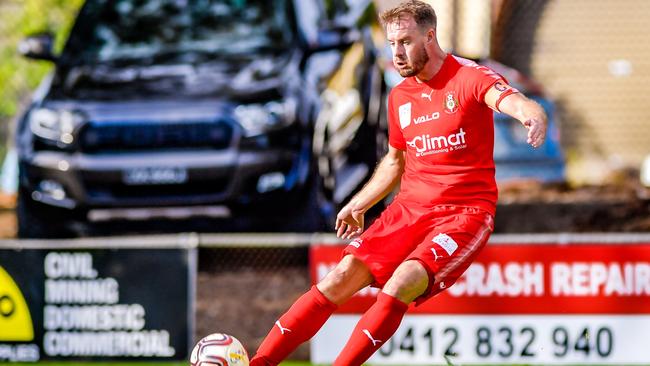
[{"x1": 343, "y1": 201, "x2": 494, "y2": 304}]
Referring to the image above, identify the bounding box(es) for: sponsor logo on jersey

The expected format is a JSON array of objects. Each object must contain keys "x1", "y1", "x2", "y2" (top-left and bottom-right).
[
  {"x1": 444, "y1": 91, "x2": 459, "y2": 114},
  {"x1": 413, "y1": 111, "x2": 440, "y2": 125},
  {"x1": 406, "y1": 128, "x2": 467, "y2": 157},
  {"x1": 421, "y1": 89, "x2": 433, "y2": 101},
  {"x1": 398, "y1": 102, "x2": 412, "y2": 129}
]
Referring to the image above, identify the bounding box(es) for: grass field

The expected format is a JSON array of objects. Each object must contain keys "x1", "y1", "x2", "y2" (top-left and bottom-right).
[{"x1": 6, "y1": 363, "x2": 311, "y2": 366}]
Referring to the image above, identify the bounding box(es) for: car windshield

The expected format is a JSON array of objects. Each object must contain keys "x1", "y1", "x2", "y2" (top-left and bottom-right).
[{"x1": 64, "y1": 0, "x2": 294, "y2": 65}]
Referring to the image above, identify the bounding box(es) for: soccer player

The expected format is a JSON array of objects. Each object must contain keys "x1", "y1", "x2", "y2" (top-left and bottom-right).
[{"x1": 250, "y1": 1, "x2": 547, "y2": 365}]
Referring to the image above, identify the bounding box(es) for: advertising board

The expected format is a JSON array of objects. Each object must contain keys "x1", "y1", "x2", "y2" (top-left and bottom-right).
[
  {"x1": 0, "y1": 235, "x2": 196, "y2": 362},
  {"x1": 310, "y1": 234, "x2": 650, "y2": 364}
]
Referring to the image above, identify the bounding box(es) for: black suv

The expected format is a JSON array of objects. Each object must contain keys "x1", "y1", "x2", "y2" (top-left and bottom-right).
[{"x1": 16, "y1": 0, "x2": 387, "y2": 237}]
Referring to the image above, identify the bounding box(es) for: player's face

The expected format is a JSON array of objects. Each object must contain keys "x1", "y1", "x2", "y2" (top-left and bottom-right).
[{"x1": 386, "y1": 15, "x2": 430, "y2": 77}]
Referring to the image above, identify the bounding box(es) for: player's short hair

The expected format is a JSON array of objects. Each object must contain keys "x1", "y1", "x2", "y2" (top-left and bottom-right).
[{"x1": 380, "y1": 0, "x2": 437, "y2": 32}]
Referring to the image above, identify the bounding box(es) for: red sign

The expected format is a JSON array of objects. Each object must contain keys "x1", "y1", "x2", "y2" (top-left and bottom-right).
[{"x1": 310, "y1": 242, "x2": 650, "y2": 315}]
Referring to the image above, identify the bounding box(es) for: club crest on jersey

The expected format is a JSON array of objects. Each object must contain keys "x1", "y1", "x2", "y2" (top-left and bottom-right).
[
  {"x1": 398, "y1": 102, "x2": 412, "y2": 129},
  {"x1": 444, "y1": 91, "x2": 459, "y2": 114}
]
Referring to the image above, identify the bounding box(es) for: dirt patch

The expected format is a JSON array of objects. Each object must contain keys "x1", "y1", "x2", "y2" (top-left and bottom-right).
[
  {"x1": 495, "y1": 181, "x2": 650, "y2": 232},
  {"x1": 196, "y1": 266, "x2": 311, "y2": 359}
]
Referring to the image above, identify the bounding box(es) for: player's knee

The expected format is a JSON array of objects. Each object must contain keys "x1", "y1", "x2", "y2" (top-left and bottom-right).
[
  {"x1": 317, "y1": 255, "x2": 371, "y2": 304},
  {"x1": 319, "y1": 256, "x2": 364, "y2": 289},
  {"x1": 383, "y1": 260, "x2": 429, "y2": 304}
]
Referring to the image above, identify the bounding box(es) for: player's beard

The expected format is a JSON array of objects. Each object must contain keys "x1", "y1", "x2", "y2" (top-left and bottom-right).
[{"x1": 396, "y1": 44, "x2": 430, "y2": 77}]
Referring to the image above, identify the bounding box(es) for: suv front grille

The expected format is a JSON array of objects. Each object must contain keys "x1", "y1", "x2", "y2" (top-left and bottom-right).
[
  {"x1": 78, "y1": 120, "x2": 234, "y2": 152},
  {"x1": 86, "y1": 179, "x2": 229, "y2": 203}
]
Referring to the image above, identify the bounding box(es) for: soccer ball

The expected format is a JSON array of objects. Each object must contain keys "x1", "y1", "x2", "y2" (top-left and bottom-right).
[{"x1": 190, "y1": 333, "x2": 249, "y2": 366}]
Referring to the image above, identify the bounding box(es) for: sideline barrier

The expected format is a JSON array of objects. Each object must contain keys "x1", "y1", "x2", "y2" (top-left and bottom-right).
[
  {"x1": 0, "y1": 234, "x2": 197, "y2": 362},
  {"x1": 1, "y1": 232, "x2": 649, "y2": 364},
  {"x1": 311, "y1": 233, "x2": 650, "y2": 365}
]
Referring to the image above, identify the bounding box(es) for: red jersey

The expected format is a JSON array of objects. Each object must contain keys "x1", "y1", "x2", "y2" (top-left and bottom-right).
[{"x1": 388, "y1": 54, "x2": 504, "y2": 215}]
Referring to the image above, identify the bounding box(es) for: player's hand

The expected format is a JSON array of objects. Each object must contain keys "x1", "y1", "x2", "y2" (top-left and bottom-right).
[
  {"x1": 335, "y1": 203, "x2": 365, "y2": 239},
  {"x1": 523, "y1": 116, "x2": 547, "y2": 148}
]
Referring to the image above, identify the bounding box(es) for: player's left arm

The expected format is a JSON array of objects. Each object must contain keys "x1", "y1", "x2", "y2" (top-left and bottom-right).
[{"x1": 484, "y1": 82, "x2": 548, "y2": 148}]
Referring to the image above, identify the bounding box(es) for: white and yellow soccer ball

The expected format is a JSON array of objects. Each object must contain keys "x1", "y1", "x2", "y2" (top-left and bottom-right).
[{"x1": 190, "y1": 333, "x2": 249, "y2": 366}]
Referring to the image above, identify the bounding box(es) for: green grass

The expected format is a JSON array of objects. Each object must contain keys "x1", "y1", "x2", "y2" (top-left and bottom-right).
[
  {"x1": 6, "y1": 364, "x2": 185, "y2": 366},
  {"x1": 5, "y1": 362, "x2": 310, "y2": 366},
  {"x1": 6, "y1": 364, "x2": 187, "y2": 366},
  {"x1": 8, "y1": 362, "x2": 646, "y2": 366}
]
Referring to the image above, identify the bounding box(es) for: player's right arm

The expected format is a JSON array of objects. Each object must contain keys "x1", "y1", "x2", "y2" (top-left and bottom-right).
[{"x1": 335, "y1": 145, "x2": 405, "y2": 239}]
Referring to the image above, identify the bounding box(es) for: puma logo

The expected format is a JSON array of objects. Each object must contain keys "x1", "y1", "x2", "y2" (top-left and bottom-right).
[
  {"x1": 275, "y1": 320, "x2": 292, "y2": 335},
  {"x1": 362, "y1": 329, "x2": 382, "y2": 346},
  {"x1": 431, "y1": 248, "x2": 443, "y2": 261},
  {"x1": 421, "y1": 89, "x2": 433, "y2": 101}
]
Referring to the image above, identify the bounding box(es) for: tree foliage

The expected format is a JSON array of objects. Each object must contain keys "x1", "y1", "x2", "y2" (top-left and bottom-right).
[{"x1": 0, "y1": 0, "x2": 84, "y2": 120}]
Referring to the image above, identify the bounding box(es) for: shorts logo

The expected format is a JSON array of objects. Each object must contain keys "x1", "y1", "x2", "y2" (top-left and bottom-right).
[
  {"x1": 349, "y1": 239, "x2": 363, "y2": 249},
  {"x1": 431, "y1": 248, "x2": 443, "y2": 261},
  {"x1": 432, "y1": 233, "x2": 458, "y2": 256},
  {"x1": 398, "y1": 102, "x2": 412, "y2": 129},
  {"x1": 0, "y1": 266, "x2": 34, "y2": 341}
]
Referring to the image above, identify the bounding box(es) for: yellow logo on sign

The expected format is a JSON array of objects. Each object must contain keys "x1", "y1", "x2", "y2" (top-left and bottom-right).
[{"x1": 0, "y1": 266, "x2": 34, "y2": 341}]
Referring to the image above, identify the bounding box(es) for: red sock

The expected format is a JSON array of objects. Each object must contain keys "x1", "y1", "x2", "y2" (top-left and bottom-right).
[
  {"x1": 333, "y1": 292, "x2": 409, "y2": 366},
  {"x1": 250, "y1": 286, "x2": 337, "y2": 366}
]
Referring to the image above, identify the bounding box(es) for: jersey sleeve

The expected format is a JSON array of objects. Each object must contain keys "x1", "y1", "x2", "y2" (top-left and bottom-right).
[
  {"x1": 466, "y1": 64, "x2": 507, "y2": 104},
  {"x1": 387, "y1": 91, "x2": 406, "y2": 150}
]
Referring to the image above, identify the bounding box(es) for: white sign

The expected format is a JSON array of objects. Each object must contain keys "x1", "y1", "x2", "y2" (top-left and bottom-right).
[
  {"x1": 42, "y1": 252, "x2": 175, "y2": 357},
  {"x1": 313, "y1": 315, "x2": 645, "y2": 365}
]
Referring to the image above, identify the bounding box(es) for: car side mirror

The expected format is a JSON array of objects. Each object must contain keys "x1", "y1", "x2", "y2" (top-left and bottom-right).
[{"x1": 18, "y1": 33, "x2": 57, "y2": 61}]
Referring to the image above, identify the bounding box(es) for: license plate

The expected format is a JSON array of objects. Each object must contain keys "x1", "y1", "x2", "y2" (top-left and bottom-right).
[{"x1": 123, "y1": 167, "x2": 188, "y2": 185}]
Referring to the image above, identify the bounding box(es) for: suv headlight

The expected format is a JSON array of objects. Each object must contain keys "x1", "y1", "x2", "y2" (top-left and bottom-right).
[
  {"x1": 234, "y1": 99, "x2": 297, "y2": 137},
  {"x1": 29, "y1": 108, "x2": 84, "y2": 146}
]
